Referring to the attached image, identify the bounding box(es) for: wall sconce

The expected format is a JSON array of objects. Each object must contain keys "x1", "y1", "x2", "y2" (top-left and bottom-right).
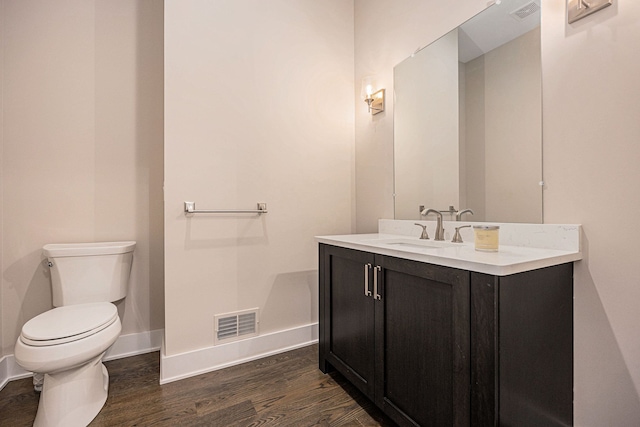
[
  {"x1": 361, "y1": 77, "x2": 385, "y2": 115},
  {"x1": 568, "y1": 0, "x2": 612, "y2": 24}
]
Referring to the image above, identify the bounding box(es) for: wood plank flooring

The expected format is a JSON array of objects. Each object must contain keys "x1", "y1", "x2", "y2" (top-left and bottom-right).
[{"x1": 0, "y1": 345, "x2": 395, "y2": 426}]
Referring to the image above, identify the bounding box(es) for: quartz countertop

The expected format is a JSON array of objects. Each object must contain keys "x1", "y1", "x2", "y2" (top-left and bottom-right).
[{"x1": 316, "y1": 231, "x2": 582, "y2": 276}]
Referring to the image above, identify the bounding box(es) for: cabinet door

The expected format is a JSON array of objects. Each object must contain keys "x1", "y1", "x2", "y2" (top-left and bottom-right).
[
  {"x1": 375, "y1": 255, "x2": 470, "y2": 427},
  {"x1": 319, "y1": 244, "x2": 376, "y2": 398}
]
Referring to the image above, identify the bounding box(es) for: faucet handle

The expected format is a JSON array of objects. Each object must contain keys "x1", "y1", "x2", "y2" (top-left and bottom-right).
[
  {"x1": 456, "y1": 208, "x2": 474, "y2": 221},
  {"x1": 414, "y1": 223, "x2": 429, "y2": 240},
  {"x1": 452, "y1": 225, "x2": 471, "y2": 243}
]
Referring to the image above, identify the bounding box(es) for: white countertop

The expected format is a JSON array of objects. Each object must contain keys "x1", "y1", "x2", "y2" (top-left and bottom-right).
[{"x1": 316, "y1": 232, "x2": 583, "y2": 276}]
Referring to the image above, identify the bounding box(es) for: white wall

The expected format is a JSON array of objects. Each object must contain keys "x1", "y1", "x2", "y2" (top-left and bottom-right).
[
  {"x1": 0, "y1": 0, "x2": 4, "y2": 359},
  {"x1": 354, "y1": 0, "x2": 485, "y2": 232},
  {"x1": 462, "y1": 55, "x2": 486, "y2": 220},
  {"x1": 163, "y1": 0, "x2": 354, "y2": 358},
  {"x1": 543, "y1": 0, "x2": 640, "y2": 425},
  {"x1": 484, "y1": 27, "x2": 541, "y2": 223},
  {"x1": 394, "y1": 30, "x2": 460, "y2": 220},
  {"x1": 464, "y1": 28, "x2": 542, "y2": 223},
  {"x1": 355, "y1": 0, "x2": 640, "y2": 424},
  {"x1": 0, "y1": 0, "x2": 164, "y2": 356}
]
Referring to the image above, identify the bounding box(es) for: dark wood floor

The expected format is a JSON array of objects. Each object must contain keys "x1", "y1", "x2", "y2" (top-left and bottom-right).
[{"x1": 0, "y1": 345, "x2": 394, "y2": 426}]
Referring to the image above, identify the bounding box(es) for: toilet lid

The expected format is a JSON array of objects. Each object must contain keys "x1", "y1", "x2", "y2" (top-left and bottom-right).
[{"x1": 21, "y1": 302, "x2": 118, "y2": 346}]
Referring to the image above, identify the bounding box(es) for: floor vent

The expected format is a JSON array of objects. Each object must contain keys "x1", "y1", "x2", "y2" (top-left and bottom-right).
[
  {"x1": 510, "y1": 1, "x2": 540, "y2": 21},
  {"x1": 214, "y1": 308, "x2": 259, "y2": 345}
]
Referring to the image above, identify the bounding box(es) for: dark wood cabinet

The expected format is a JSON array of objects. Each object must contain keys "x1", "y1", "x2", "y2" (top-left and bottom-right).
[
  {"x1": 319, "y1": 243, "x2": 573, "y2": 427},
  {"x1": 470, "y1": 267, "x2": 574, "y2": 427},
  {"x1": 319, "y1": 245, "x2": 376, "y2": 398},
  {"x1": 320, "y1": 244, "x2": 471, "y2": 426}
]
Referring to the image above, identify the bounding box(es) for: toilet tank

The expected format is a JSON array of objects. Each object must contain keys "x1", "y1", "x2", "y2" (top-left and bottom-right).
[{"x1": 43, "y1": 241, "x2": 136, "y2": 307}]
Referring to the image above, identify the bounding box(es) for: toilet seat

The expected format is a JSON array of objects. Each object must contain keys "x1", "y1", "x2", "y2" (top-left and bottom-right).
[
  {"x1": 15, "y1": 305, "x2": 122, "y2": 375},
  {"x1": 20, "y1": 303, "x2": 118, "y2": 347}
]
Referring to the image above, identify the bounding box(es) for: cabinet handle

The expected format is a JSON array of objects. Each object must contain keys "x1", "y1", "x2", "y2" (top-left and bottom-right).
[
  {"x1": 373, "y1": 265, "x2": 382, "y2": 300},
  {"x1": 364, "y1": 263, "x2": 372, "y2": 296}
]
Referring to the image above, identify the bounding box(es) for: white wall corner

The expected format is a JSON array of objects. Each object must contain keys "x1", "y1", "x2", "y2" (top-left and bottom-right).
[
  {"x1": 104, "y1": 329, "x2": 164, "y2": 361},
  {"x1": 160, "y1": 323, "x2": 318, "y2": 385},
  {"x1": 0, "y1": 329, "x2": 165, "y2": 391},
  {"x1": 0, "y1": 354, "x2": 32, "y2": 391}
]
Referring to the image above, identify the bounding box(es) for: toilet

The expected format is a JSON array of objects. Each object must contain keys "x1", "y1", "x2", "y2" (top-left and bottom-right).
[{"x1": 14, "y1": 241, "x2": 136, "y2": 427}]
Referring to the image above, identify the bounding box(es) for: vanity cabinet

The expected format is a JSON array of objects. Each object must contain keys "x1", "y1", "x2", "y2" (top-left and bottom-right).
[
  {"x1": 319, "y1": 244, "x2": 470, "y2": 426},
  {"x1": 319, "y1": 243, "x2": 573, "y2": 427}
]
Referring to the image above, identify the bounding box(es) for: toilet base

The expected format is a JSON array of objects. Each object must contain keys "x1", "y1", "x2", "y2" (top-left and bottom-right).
[{"x1": 34, "y1": 353, "x2": 109, "y2": 427}]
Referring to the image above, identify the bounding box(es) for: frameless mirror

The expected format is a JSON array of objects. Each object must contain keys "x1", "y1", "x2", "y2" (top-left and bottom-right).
[{"x1": 394, "y1": 0, "x2": 542, "y2": 223}]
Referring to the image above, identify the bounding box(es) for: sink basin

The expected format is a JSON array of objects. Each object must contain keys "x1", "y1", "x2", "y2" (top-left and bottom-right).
[{"x1": 375, "y1": 238, "x2": 456, "y2": 250}]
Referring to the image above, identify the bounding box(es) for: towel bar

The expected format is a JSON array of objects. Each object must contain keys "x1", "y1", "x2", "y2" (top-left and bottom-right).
[{"x1": 184, "y1": 201, "x2": 267, "y2": 215}]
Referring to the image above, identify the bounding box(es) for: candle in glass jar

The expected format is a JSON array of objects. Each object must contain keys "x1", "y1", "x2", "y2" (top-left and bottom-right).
[{"x1": 473, "y1": 225, "x2": 499, "y2": 252}]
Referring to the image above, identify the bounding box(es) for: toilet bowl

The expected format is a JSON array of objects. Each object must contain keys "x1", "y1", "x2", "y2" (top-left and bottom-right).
[
  {"x1": 14, "y1": 303, "x2": 122, "y2": 427},
  {"x1": 14, "y1": 241, "x2": 135, "y2": 427}
]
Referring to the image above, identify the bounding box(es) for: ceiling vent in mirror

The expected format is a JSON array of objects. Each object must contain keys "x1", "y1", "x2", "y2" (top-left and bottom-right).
[{"x1": 510, "y1": 1, "x2": 540, "y2": 21}]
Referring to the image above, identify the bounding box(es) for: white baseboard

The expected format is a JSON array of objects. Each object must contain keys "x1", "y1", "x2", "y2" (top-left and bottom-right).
[
  {"x1": 104, "y1": 329, "x2": 164, "y2": 361},
  {"x1": 0, "y1": 354, "x2": 32, "y2": 391},
  {"x1": 0, "y1": 329, "x2": 164, "y2": 392},
  {"x1": 160, "y1": 323, "x2": 318, "y2": 385}
]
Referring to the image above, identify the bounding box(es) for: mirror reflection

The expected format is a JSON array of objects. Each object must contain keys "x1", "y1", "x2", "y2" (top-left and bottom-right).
[{"x1": 394, "y1": 0, "x2": 542, "y2": 223}]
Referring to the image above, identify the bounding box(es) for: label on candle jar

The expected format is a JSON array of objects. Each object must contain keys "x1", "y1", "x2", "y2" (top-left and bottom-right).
[{"x1": 473, "y1": 225, "x2": 499, "y2": 252}]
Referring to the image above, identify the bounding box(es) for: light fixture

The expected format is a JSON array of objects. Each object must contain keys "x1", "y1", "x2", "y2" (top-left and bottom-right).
[
  {"x1": 361, "y1": 77, "x2": 385, "y2": 115},
  {"x1": 568, "y1": 0, "x2": 612, "y2": 23}
]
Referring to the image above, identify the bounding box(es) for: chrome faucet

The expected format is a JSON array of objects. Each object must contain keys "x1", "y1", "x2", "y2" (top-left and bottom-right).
[
  {"x1": 452, "y1": 225, "x2": 471, "y2": 243},
  {"x1": 456, "y1": 208, "x2": 474, "y2": 221},
  {"x1": 420, "y1": 208, "x2": 445, "y2": 241},
  {"x1": 414, "y1": 223, "x2": 429, "y2": 239}
]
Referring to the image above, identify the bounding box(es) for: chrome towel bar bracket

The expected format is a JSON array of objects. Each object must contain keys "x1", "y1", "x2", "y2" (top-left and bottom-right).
[{"x1": 184, "y1": 201, "x2": 268, "y2": 215}]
